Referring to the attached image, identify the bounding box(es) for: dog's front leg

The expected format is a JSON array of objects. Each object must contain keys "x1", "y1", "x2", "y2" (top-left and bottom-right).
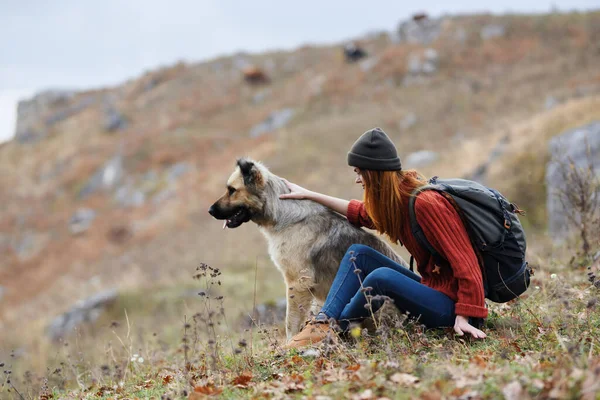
[{"x1": 285, "y1": 286, "x2": 313, "y2": 340}]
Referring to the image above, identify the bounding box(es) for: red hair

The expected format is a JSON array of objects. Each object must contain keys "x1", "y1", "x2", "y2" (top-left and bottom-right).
[{"x1": 361, "y1": 169, "x2": 426, "y2": 244}]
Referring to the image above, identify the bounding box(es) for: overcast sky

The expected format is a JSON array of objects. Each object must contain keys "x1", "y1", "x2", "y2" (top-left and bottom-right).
[{"x1": 1, "y1": 0, "x2": 598, "y2": 142}]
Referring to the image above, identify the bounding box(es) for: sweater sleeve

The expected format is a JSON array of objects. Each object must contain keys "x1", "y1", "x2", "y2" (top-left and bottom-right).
[
  {"x1": 347, "y1": 200, "x2": 376, "y2": 230},
  {"x1": 414, "y1": 192, "x2": 488, "y2": 318}
]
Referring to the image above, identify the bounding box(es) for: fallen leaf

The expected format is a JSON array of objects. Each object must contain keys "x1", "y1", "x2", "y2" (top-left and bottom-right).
[
  {"x1": 346, "y1": 364, "x2": 361, "y2": 372},
  {"x1": 389, "y1": 372, "x2": 420, "y2": 387},
  {"x1": 162, "y1": 375, "x2": 174, "y2": 385},
  {"x1": 231, "y1": 373, "x2": 253, "y2": 388},
  {"x1": 192, "y1": 384, "x2": 223, "y2": 396},
  {"x1": 290, "y1": 355, "x2": 304, "y2": 364},
  {"x1": 472, "y1": 355, "x2": 487, "y2": 368}
]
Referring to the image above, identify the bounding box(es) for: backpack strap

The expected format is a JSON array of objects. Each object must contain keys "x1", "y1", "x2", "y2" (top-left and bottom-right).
[{"x1": 408, "y1": 184, "x2": 446, "y2": 268}]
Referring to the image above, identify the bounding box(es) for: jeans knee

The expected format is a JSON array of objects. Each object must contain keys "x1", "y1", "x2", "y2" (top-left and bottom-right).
[
  {"x1": 346, "y1": 244, "x2": 375, "y2": 259},
  {"x1": 362, "y1": 268, "x2": 398, "y2": 289}
]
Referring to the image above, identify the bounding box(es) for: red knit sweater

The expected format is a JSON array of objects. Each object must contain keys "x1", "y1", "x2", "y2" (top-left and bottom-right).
[{"x1": 346, "y1": 190, "x2": 488, "y2": 319}]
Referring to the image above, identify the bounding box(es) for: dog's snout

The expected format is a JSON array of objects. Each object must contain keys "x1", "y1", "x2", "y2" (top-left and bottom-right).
[{"x1": 208, "y1": 205, "x2": 216, "y2": 217}]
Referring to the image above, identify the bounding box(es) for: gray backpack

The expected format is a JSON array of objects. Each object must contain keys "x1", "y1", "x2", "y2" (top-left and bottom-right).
[{"x1": 408, "y1": 177, "x2": 531, "y2": 303}]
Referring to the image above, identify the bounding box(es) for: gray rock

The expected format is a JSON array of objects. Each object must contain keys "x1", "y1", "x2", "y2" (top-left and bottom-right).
[
  {"x1": 423, "y1": 48, "x2": 439, "y2": 64},
  {"x1": 80, "y1": 155, "x2": 124, "y2": 198},
  {"x1": 406, "y1": 49, "x2": 439, "y2": 77},
  {"x1": 152, "y1": 188, "x2": 176, "y2": 205},
  {"x1": 468, "y1": 135, "x2": 510, "y2": 183},
  {"x1": 397, "y1": 17, "x2": 442, "y2": 45},
  {"x1": 243, "y1": 298, "x2": 286, "y2": 328},
  {"x1": 545, "y1": 96, "x2": 559, "y2": 110},
  {"x1": 264, "y1": 59, "x2": 276, "y2": 73},
  {"x1": 407, "y1": 55, "x2": 423, "y2": 75},
  {"x1": 166, "y1": 162, "x2": 190, "y2": 183},
  {"x1": 252, "y1": 90, "x2": 270, "y2": 104},
  {"x1": 359, "y1": 57, "x2": 379, "y2": 72},
  {"x1": 114, "y1": 185, "x2": 145, "y2": 208},
  {"x1": 400, "y1": 113, "x2": 418, "y2": 130},
  {"x1": 480, "y1": 24, "x2": 506, "y2": 40},
  {"x1": 143, "y1": 170, "x2": 158, "y2": 183},
  {"x1": 12, "y1": 233, "x2": 32, "y2": 258},
  {"x1": 0, "y1": 233, "x2": 8, "y2": 253},
  {"x1": 249, "y1": 108, "x2": 295, "y2": 138},
  {"x1": 454, "y1": 28, "x2": 468, "y2": 44},
  {"x1": 10, "y1": 231, "x2": 49, "y2": 260},
  {"x1": 233, "y1": 55, "x2": 251, "y2": 71},
  {"x1": 15, "y1": 90, "x2": 75, "y2": 143},
  {"x1": 104, "y1": 107, "x2": 127, "y2": 132},
  {"x1": 15, "y1": 128, "x2": 47, "y2": 144},
  {"x1": 45, "y1": 96, "x2": 95, "y2": 126},
  {"x1": 69, "y1": 208, "x2": 96, "y2": 235},
  {"x1": 545, "y1": 121, "x2": 600, "y2": 239},
  {"x1": 47, "y1": 289, "x2": 118, "y2": 341},
  {"x1": 421, "y1": 61, "x2": 437, "y2": 75},
  {"x1": 405, "y1": 150, "x2": 439, "y2": 167}
]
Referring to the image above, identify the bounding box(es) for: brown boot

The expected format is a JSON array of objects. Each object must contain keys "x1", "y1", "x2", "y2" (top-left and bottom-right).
[{"x1": 282, "y1": 321, "x2": 334, "y2": 350}]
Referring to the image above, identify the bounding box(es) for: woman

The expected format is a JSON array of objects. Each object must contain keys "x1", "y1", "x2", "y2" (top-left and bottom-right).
[{"x1": 279, "y1": 127, "x2": 487, "y2": 349}]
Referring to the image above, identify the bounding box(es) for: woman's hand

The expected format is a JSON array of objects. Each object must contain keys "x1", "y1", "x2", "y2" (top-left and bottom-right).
[
  {"x1": 454, "y1": 315, "x2": 486, "y2": 339},
  {"x1": 279, "y1": 179, "x2": 314, "y2": 200}
]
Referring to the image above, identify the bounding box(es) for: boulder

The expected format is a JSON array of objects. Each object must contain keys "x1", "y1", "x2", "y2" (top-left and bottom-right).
[
  {"x1": 545, "y1": 121, "x2": 600, "y2": 239},
  {"x1": 400, "y1": 113, "x2": 418, "y2": 130},
  {"x1": 359, "y1": 57, "x2": 379, "y2": 72},
  {"x1": 152, "y1": 188, "x2": 176, "y2": 205},
  {"x1": 11, "y1": 231, "x2": 49, "y2": 260},
  {"x1": 405, "y1": 150, "x2": 439, "y2": 167},
  {"x1": 15, "y1": 90, "x2": 75, "y2": 143},
  {"x1": 405, "y1": 48, "x2": 439, "y2": 81},
  {"x1": 79, "y1": 155, "x2": 124, "y2": 198},
  {"x1": 252, "y1": 90, "x2": 270, "y2": 105},
  {"x1": 114, "y1": 185, "x2": 145, "y2": 208},
  {"x1": 104, "y1": 107, "x2": 127, "y2": 132},
  {"x1": 545, "y1": 95, "x2": 559, "y2": 110},
  {"x1": 249, "y1": 108, "x2": 295, "y2": 138},
  {"x1": 69, "y1": 208, "x2": 96, "y2": 235},
  {"x1": 467, "y1": 135, "x2": 510, "y2": 183},
  {"x1": 47, "y1": 289, "x2": 118, "y2": 341},
  {"x1": 166, "y1": 162, "x2": 190, "y2": 183},
  {"x1": 397, "y1": 16, "x2": 442, "y2": 45},
  {"x1": 480, "y1": 24, "x2": 506, "y2": 40},
  {"x1": 45, "y1": 96, "x2": 95, "y2": 126}
]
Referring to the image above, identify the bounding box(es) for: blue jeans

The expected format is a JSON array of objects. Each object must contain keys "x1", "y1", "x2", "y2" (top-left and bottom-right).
[{"x1": 320, "y1": 244, "x2": 456, "y2": 330}]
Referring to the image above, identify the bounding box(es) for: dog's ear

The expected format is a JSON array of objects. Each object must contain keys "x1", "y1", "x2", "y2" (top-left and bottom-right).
[{"x1": 237, "y1": 158, "x2": 261, "y2": 186}]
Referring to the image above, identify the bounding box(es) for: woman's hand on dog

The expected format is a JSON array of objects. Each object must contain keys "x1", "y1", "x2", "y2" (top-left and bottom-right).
[{"x1": 280, "y1": 179, "x2": 314, "y2": 200}]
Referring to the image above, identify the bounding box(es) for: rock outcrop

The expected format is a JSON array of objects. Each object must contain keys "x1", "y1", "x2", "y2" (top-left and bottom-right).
[{"x1": 545, "y1": 121, "x2": 600, "y2": 239}]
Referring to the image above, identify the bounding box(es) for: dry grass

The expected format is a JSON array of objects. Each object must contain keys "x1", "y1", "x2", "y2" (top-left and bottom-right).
[{"x1": 2, "y1": 235, "x2": 599, "y2": 399}]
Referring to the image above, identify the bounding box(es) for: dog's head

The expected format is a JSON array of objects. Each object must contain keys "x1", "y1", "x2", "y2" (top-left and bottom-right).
[{"x1": 208, "y1": 158, "x2": 267, "y2": 229}]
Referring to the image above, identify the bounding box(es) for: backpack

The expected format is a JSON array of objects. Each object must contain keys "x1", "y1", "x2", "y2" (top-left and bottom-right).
[{"x1": 408, "y1": 177, "x2": 531, "y2": 303}]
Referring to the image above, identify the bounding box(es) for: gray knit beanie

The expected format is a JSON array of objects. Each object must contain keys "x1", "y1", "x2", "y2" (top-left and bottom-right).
[{"x1": 347, "y1": 127, "x2": 402, "y2": 171}]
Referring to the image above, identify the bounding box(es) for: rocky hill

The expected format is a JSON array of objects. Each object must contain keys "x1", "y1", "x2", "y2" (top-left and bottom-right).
[{"x1": 1, "y1": 11, "x2": 599, "y2": 347}]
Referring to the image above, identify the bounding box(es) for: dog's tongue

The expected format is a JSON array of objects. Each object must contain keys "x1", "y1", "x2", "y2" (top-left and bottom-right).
[{"x1": 223, "y1": 220, "x2": 229, "y2": 229}]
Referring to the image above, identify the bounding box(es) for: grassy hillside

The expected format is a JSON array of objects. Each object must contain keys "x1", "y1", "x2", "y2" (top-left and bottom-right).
[{"x1": 0, "y1": 11, "x2": 599, "y2": 399}]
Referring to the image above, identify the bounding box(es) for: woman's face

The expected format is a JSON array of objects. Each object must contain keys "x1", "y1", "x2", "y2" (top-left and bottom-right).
[{"x1": 353, "y1": 167, "x2": 365, "y2": 190}]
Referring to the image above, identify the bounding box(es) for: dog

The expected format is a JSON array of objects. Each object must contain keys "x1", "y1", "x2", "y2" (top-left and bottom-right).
[{"x1": 208, "y1": 158, "x2": 408, "y2": 340}]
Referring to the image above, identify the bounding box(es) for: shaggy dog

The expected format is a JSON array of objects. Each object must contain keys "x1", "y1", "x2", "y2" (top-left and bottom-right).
[{"x1": 209, "y1": 159, "x2": 407, "y2": 339}]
